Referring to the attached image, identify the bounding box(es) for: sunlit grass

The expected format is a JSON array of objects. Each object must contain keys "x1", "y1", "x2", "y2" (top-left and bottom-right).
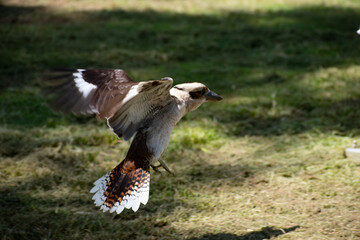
[
  {"x1": 4, "y1": 0, "x2": 360, "y2": 13},
  {"x1": 1, "y1": 0, "x2": 360, "y2": 239}
]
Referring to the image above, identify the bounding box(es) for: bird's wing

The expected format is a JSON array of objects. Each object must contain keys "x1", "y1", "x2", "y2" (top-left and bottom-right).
[{"x1": 47, "y1": 69, "x2": 174, "y2": 140}]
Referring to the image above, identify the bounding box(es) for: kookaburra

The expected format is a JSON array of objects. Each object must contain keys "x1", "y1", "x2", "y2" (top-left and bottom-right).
[{"x1": 47, "y1": 69, "x2": 222, "y2": 214}]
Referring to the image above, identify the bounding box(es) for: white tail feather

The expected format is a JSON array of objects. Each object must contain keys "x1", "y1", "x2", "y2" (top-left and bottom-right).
[{"x1": 90, "y1": 171, "x2": 150, "y2": 214}]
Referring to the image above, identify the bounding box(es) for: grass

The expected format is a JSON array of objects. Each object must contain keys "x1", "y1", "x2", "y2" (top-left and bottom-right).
[{"x1": 1, "y1": 0, "x2": 360, "y2": 239}]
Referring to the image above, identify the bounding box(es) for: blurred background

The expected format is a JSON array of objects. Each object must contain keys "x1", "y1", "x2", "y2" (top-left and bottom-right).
[{"x1": 1, "y1": 0, "x2": 360, "y2": 239}]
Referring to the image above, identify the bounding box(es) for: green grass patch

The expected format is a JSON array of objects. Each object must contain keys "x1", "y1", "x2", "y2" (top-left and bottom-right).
[{"x1": 1, "y1": 0, "x2": 360, "y2": 239}]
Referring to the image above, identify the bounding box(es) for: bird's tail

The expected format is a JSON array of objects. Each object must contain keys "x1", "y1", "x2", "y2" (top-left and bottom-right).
[{"x1": 90, "y1": 158, "x2": 150, "y2": 214}]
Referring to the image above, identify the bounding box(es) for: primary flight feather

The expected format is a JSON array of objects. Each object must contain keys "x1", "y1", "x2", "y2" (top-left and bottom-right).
[{"x1": 47, "y1": 69, "x2": 222, "y2": 214}]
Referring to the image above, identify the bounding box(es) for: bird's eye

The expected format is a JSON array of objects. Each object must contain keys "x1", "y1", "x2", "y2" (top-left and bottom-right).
[
  {"x1": 201, "y1": 88, "x2": 207, "y2": 95},
  {"x1": 190, "y1": 88, "x2": 206, "y2": 99},
  {"x1": 174, "y1": 86, "x2": 184, "y2": 90}
]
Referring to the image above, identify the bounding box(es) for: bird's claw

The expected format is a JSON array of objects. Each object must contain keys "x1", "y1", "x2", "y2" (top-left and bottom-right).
[
  {"x1": 151, "y1": 159, "x2": 174, "y2": 176},
  {"x1": 151, "y1": 164, "x2": 162, "y2": 174},
  {"x1": 158, "y1": 159, "x2": 175, "y2": 176}
]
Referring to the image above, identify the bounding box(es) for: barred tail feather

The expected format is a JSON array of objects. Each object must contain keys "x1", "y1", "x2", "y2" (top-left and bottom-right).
[{"x1": 90, "y1": 158, "x2": 150, "y2": 214}]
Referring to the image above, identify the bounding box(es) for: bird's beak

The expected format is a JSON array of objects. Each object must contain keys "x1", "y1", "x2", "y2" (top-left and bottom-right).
[{"x1": 205, "y1": 91, "x2": 223, "y2": 102}]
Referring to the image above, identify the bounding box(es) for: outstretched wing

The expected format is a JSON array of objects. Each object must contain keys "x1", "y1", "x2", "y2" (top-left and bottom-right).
[{"x1": 46, "y1": 69, "x2": 174, "y2": 140}]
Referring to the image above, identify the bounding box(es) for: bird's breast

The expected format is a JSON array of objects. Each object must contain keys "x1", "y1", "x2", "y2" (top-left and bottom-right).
[
  {"x1": 146, "y1": 121, "x2": 175, "y2": 161},
  {"x1": 146, "y1": 104, "x2": 183, "y2": 161}
]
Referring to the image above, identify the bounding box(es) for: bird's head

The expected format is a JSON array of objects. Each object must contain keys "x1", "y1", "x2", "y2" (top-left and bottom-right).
[{"x1": 170, "y1": 82, "x2": 222, "y2": 112}]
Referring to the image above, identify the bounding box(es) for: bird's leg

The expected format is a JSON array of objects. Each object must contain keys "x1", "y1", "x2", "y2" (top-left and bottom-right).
[
  {"x1": 158, "y1": 158, "x2": 174, "y2": 176},
  {"x1": 151, "y1": 164, "x2": 162, "y2": 174}
]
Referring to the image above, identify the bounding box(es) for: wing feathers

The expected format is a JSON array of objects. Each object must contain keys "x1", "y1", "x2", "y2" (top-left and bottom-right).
[
  {"x1": 46, "y1": 69, "x2": 174, "y2": 141},
  {"x1": 73, "y1": 70, "x2": 97, "y2": 98},
  {"x1": 106, "y1": 78, "x2": 173, "y2": 139}
]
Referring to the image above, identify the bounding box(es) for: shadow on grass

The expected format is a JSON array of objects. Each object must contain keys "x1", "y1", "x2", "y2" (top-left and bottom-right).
[
  {"x1": 1, "y1": 179, "x2": 300, "y2": 239},
  {"x1": 181, "y1": 162, "x2": 257, "y2": 186},
  {"x1": 215, "y1": 94, "x2": 360, "y2": 137},
  {"x1": 189, "y1": 226, "x2": 300, "y2": 240},
  {"x1": 0, "y1": 177, "x2": 181, "y2": 239},
  {"x1": 1, "y1": 3, "x2": 360, "y2": 135},
  {"x1": 0, "y1": 145, "x2": 276, "y2": 239},
  {"x1": 1, "y1": 4, "x2": 358, "y2": 239}
]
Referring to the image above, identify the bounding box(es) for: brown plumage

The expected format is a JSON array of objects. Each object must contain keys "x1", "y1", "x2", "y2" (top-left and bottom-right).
[{"x1": 46, "y1": 69, "x2": 222, "y2": 214}]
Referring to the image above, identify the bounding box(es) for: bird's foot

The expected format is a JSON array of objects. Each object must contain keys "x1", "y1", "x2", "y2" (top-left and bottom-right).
[
  {"x1": 150, "y1": 159, "x2": 174, "y2": 175},
  {"x1": 151, "y1": 164, "x2": 162, "y2": 174},
  {"x1": 158, "y1": 159, "x2": 175, "y2": 176}
]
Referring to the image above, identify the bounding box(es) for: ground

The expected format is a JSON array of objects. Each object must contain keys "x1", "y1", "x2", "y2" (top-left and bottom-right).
[{"x1": 1, "y1": 0, "x2": 360, "y2": 239}]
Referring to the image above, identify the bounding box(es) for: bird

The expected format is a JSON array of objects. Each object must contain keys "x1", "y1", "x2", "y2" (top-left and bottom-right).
[{"x1": 46, "y1": 69, "x2": 222, "y2": 214}]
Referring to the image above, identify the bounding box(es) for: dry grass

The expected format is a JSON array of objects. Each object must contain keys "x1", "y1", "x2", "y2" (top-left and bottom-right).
[{"x1": 1, "y1": 0, "x2": 360, "y2": 239}]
